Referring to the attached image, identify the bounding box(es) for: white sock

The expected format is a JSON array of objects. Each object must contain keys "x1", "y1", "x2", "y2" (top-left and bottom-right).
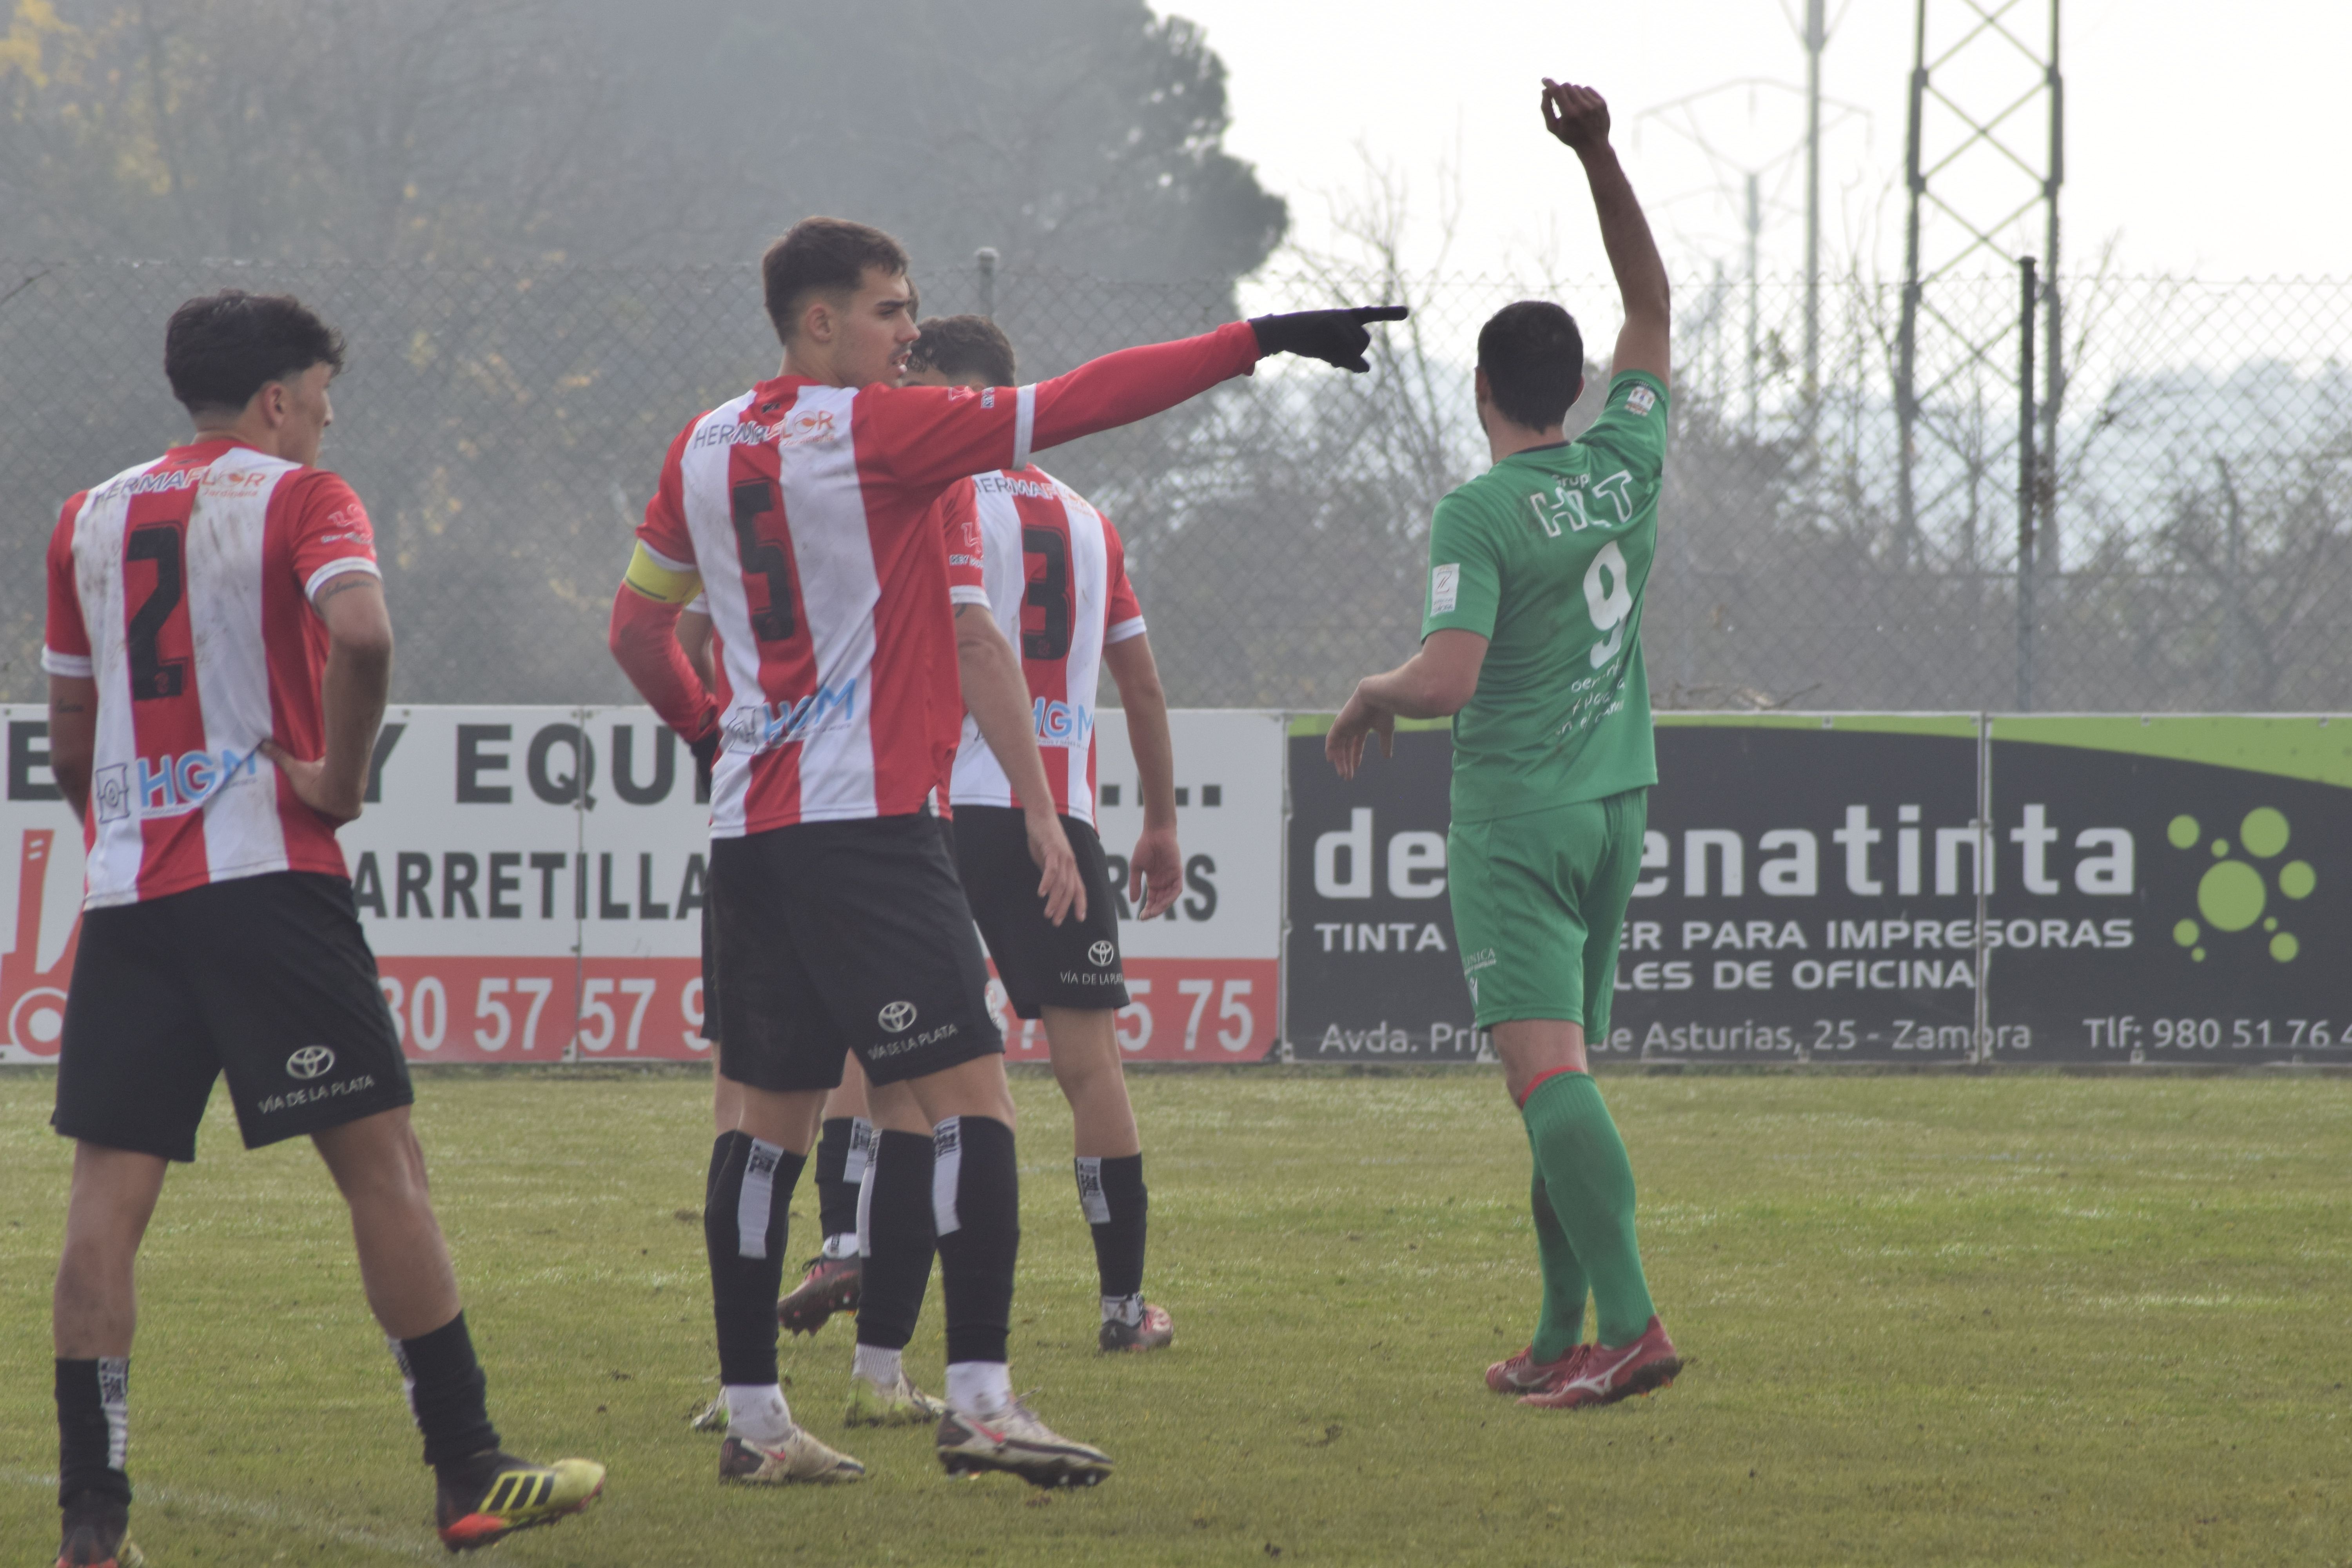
[
  {"x1": 945, "y1": 1361, "x2": 1012, "y2": 1418},
  {"x1": 820, "y1": 1232, "x2": 859, "y2": 1261},
  {"x1": 723, "y1": 1382, "x2": 793, "y2": 1442},
  {"x1": 1102, "y1": 1293, "x2": 1145, "y2": 1327},
  {"x1": 852, "y1": 1344, "x2": 903, "y2": 1388}
]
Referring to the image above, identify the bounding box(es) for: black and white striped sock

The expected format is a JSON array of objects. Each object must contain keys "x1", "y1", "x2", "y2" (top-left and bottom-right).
[
  {"x1": 704, "y1": 1132, "x2": 804, "y2": 1388},
  {"x1": 54, "y1": 1357, "x2": 131, "y2": 1508}
]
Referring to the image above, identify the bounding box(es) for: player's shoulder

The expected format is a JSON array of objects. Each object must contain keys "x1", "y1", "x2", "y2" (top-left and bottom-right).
[
  {"x1": 670, "y1": 386, "x2": 771, "y2": 456},
  {"x1": 1574, "y1": 370, "x2": 1670, "y2": 448}
]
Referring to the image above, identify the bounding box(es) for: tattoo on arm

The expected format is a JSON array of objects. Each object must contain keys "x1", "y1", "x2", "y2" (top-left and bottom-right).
[{"x1": 311, "y1": 573, "x2": 379, "y2": 608}]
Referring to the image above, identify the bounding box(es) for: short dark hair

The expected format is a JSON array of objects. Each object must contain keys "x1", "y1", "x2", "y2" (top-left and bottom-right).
[
  {"x1": 1476, "y1": 300, "x2": 1584, "y2": 430},
  {"x1": 163, "y1": 291, "x2": 346, "y2": 416},
  {"x1": 761, "y1": 218, "x2": 911, "y2": 345},
  {"x1": 907, "y1": 314, "x2": 1016, "y2": 387}
]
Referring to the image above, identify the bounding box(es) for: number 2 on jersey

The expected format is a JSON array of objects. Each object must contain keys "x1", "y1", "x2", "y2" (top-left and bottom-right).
[
  {"x1": 1021, "y1": 526, "x2": 1073, "y2": 662},
  {"x1": 126, "y1": 522, "x2": 189, "y2": 700}
]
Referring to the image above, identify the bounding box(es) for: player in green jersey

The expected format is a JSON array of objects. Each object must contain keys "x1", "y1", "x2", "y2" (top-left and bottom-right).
[{"x1": 1327, "y1": 76, "x2": 1681, "y2": 1410}]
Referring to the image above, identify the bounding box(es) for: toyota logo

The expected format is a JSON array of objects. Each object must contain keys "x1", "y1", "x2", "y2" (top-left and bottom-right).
[
  {"x1": 286, "y1": 1045, "x2": 336, "y2": 1080},
  {"x1": 878, "y1": 1001, "x2": 917, "y2": 1034},
  {"x1": 1088, "y1": 940, "x2": 1116, "y2": 968}
]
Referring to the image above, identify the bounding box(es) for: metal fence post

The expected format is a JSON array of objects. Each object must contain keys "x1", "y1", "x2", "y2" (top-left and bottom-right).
[
  {"x1": 2015, "y1": 256, "x2": 2038, "y2": 714},
  {"x1": 975, "y1": 247, "x2": 999, "y2": 321},
  {"x1": 1974, "y1": 710, "x2": 1993, "y2": 1063}
]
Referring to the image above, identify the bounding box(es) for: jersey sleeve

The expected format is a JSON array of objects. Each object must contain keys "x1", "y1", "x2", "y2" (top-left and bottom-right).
[
  {"x1": 41, "y1": 495, "x2": 92, "y2": 679},
  {"x1": 1102, "y1": 514, "x2": 1145, "y2": 644},
  {"x1": 284, "y1": 471, "x2": 382, "y2": 602},
  {"x1": 1420, "y1": 488, "x2": 1506, "y2": 641},
  {"x1": 635, "y1": 423, "x2": 698, "y2": 571},
  {"x1": 936, "y1": 478, "x2": 989, "y2": 607},
  {"x1": 1572, "y1": 370, "x2": 1670, "y2": 481},
  {"x1": 856, "y1": 322, "x2": 1261, "y2": 492}
]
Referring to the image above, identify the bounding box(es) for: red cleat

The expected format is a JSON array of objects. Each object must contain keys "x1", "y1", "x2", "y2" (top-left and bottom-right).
[
  {"x1": 1485, "y1": 1343, "x2": 1586, "y2": 1396},
  {"x1": 776, "y1": 1254, "x2": 861, "y2": 1336},
  {"x1": 1516, "y1": 1317, "x2": 1681, "y2": 1409}
]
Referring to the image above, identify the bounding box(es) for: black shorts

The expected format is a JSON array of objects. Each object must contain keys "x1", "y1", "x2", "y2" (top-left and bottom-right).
[
  {"x1": 709, "y1": 813, "x2": 1002, "y2": 1091},
  {"x1": 53, "y1": 872, "x2": 414, "y2": 1163},
  {"x1": 699, "y1": 895, "x2": 722, "y2": 1047},
  {"x1": 950, "y1": 805, "x2": 1129, "y2": 1020}
]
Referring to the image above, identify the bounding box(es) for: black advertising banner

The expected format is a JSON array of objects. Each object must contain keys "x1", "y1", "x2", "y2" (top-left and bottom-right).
[
  {"x1": 1985, "y1": 717, "x2": 2352, "y2": 1063},
  {"x1": 1285, "y1": 715, "x2": 1993, "y2": 1063},
  {"x1": 1283, "y1": 712, "x2": 2352, "y2": 1065},
  {"x1": 1287, "y1": 722, "x2": 1483, "y2": 1060},
  {"x1": 1622, "y1": 716, "x2": 1988, "y2": 1063}
]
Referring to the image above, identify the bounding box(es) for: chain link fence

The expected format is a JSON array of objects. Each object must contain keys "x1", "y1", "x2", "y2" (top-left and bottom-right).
[{"x1": 3, "y1": 258, "x2": 2347, "y2": 711}]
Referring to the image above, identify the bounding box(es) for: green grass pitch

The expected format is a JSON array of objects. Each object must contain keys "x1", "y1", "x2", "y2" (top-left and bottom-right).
[{"x1": 5, "y1": 1066, "x2": 2350, "y2": 1566}]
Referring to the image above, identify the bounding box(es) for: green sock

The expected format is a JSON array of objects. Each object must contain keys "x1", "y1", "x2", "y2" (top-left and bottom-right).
[
  {"x1": 1521, "y1": 1071, "x2": 1655, "y2": 1347},
  {"x1": 1528, "y1": 1162, "x2": 1588, "y2": 1362}
]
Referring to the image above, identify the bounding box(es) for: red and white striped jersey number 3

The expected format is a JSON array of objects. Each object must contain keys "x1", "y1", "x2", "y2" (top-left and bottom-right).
[
  {"x1": 947, "y1": 466, "x2": 1143, "y2": 828},
  {"x1": 43, "y1": 438, "x2": 383, "y2": 909}
]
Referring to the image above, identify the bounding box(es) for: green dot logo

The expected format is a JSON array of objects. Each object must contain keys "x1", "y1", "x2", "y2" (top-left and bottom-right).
[{"x1": 2167, "y1": 809, "x2": 2312, "y2": 964}]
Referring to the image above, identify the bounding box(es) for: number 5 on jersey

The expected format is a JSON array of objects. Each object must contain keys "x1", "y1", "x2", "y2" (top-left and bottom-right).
[{"x1": 729, "y1": 477, "x2": 799, "y2": 642}]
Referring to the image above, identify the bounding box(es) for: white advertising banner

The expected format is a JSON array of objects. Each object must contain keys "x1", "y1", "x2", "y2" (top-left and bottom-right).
[
  {"x1": 1059, "y1": 708, "x2": 1284, "y2": 1062},
  {"x1": 0, "y1": 705, "x2": 1285, "y2": 1066}
]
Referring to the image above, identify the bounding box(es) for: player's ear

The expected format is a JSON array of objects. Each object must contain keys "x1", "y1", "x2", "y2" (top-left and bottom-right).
[{"x1": 799, "y1": 296, "x2": 833, "y2": 347}]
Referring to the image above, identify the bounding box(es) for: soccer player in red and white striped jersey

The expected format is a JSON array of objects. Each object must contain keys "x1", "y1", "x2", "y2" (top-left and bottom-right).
[
  {"x1": 608, "y1": 216, "x2": 1402, "y2": 1488},
  {"x1": 905, "y1": 315, "x2": 1182, "y2": 1354},
  {"x1": 41, "y1": 291, "x2": 601, "y2": 1564}
]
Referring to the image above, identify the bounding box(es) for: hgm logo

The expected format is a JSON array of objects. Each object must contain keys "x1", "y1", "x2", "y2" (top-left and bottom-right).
[
  {"x1": 92, "y1": 746, "x2": 262, "y2": 823},
  {"x1": 724, "y1": 681, "x2": 859, "y2": 753},
  {"x1": 1032, "y1": 699, "x2": 1091, "y2": 746}
]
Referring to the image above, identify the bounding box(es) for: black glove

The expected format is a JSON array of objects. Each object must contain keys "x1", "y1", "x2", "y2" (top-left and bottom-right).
[
  {"x1": 689, "y1": 727, "x2": 720, "y2": 797},
  {"x1": 1248, "y1": 305, "x2": 1410, "y2": 372}
]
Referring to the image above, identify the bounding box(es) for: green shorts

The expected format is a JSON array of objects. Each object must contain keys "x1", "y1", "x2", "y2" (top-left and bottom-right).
[{"x1": 1447, "y1": 788, "x2": 1648, "y2": 1035}]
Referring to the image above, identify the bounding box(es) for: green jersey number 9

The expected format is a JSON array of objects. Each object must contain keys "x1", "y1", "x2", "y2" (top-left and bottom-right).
[{"x1": 1584, "y1": 540, "x2": 1633, "y2": 669}]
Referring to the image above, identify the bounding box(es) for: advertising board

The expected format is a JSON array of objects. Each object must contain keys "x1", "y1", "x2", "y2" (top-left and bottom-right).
[{"x1": 0, "y1": 705, "x2": 1286, "y2": 1066}]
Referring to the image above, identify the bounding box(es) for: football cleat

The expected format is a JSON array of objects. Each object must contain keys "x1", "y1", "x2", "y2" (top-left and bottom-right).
[
  {"x1": 688, "y1": 1392, "x2": 729, "y2": 1433},
  {"x1": 1486, "y1": 1342, "x2": 1586, "y2": 1396},
  {"x1": 1098, "y1": 1302, "x2": 1175, "y2": 1353},
  {"x1": 776, "y1": 1254, "x2": 862, "y2": 1336},
  {"x1": 844, "y1": 1369, "x2": 950, "y2": 1427},
  {"x1": 435, "y1": 1451, "x2": 605, "y2": 1552},
  {"x1": 55, "y1": 1492, "x2": 141, "y2": 1568},
  {"x1": 936, "y1": 1401, "x2": 1112, "y2": 1488},
  {"x1": 1517, "y1": 1317, "x2": 1682, "y2": 1410},
  {"x1": 717, "y1": 1427, "x2": 867, "y2": 1485}
]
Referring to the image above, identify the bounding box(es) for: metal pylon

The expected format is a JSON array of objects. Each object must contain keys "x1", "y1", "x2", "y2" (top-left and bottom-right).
[{"x1": 1895, "y1": 0, "x2": 2062, "y2": 576}]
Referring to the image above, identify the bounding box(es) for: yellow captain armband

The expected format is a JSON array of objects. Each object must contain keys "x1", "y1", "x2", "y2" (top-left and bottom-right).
[{"x1": 622, "y1": 542, "x2": 702, "y2": 605}]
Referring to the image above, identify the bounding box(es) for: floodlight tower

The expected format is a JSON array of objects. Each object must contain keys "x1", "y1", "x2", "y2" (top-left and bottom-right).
[{"x1": 1895, "y1": 0, "x2": 2063, "y2": 572}]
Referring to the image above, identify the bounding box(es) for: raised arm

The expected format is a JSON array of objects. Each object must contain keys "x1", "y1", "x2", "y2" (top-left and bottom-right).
[
  {"x1": 1542, "y1": 78, "x2": 1669, "y2": 386},
  {"x1": 887, "y1": 309, "x2": 1408, "y2": 489}
]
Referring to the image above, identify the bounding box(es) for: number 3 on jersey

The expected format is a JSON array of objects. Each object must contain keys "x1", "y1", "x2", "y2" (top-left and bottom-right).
[
  {"x1": 1584, "y1": 539, "x2": 1633, "y2": 669},
  {"x1": 1021, "y1": 526, "x2": 1072, "y2": 662}
]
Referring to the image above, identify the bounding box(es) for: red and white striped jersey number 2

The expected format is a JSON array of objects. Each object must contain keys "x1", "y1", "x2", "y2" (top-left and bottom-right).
[
  {"x1": 43, "y1": 438, "x2": 383, "y2": 909},
  {"x1": 947, "y1": 466, "x2": 1143, "y2": 827}
]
